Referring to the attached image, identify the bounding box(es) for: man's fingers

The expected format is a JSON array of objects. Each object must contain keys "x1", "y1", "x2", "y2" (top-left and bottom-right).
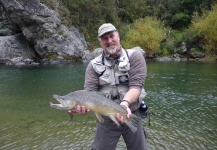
[
  {"x1": 81, "y1": 105, "x2": 86, "y2": 113},
  {"x1": 77, "y1": 105, "x2": 90, "y2": 114},
  {"x1": 126, "y1": 107, "x2": 131, "y2": 118},
  {"x1": 116, "y1": 113, "x2": 124, "y2": 124},
  {"x1": 68, "y1": 105, "x2": 90, "y2": 115},
  {"x1": 76, "y1": 105, "x2": 81, "y2": 112}
]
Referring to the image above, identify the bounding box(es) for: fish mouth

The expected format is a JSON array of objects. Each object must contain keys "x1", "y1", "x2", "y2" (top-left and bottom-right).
[
  {"x1": 53, "y1": 94, "x2": 63, "y2": 102},
  {"x1": 49, "y1": 102, "x2": 71, "y2": 110},
  {"x1": 50, "y1": 94, "x2": 71, "y2": 110}
]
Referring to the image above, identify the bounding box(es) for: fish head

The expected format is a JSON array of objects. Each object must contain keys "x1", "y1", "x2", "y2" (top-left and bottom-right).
[
  {"x1": 53, "y1": 94, "x2": 65, "y2": 102},
  {"x1": 50, "y1": 94, "x2": 77, "y2": 110}
]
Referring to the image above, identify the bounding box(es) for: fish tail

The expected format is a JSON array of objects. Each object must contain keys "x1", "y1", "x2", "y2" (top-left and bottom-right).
[{"x1": 125, "y1": 114, "x2": 139, "y2": 133}]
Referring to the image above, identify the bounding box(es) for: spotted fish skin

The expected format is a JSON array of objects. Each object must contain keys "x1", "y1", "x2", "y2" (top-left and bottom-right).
[{"x1": 50, "y1": 90, "x2": 139, "y2": 133}]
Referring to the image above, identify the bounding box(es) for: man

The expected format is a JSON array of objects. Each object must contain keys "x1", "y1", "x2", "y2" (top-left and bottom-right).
[{"x1": 70, "y1": 23, "x2": 147, "y2": 150}]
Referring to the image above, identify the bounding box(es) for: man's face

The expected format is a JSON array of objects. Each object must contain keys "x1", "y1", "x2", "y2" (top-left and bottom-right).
[{"x1": 98, "y1": 31, "x2": 121, "y2": 55}]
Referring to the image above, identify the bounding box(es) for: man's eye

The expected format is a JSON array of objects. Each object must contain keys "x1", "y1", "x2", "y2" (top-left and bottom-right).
[{"x1": 101, "y1": 37, "x2": 107, "y2": 40}]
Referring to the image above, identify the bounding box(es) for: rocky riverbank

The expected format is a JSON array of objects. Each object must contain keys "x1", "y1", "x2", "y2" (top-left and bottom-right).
[
  {"x1": 0, "y1": 0, "x2": 216, "y2": 67},
  {"x1": 0, "y1": 0, "x2": 87, "y2": 66}
]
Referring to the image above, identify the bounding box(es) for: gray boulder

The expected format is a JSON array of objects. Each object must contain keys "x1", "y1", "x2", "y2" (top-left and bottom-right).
[
  {"x1": 0, "y1": 0, "x2": 87, "y2": 65},
  {"x1": 0, "y1": 34, "x2": 36, "y2": 64},
  {"x1": 6, "y1": 57, "x2": 39, "y2": 66}
]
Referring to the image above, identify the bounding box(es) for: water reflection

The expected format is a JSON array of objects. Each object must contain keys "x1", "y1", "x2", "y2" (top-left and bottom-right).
[
  {"x1": 0, "y1": 62, "x2": 216, "y2": 149},
  {"x1": 145, "y1": 62, "x2": 217, "y2": 150}
]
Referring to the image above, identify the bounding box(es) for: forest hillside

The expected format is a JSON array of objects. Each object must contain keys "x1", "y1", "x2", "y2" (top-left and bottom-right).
[{"x1": 43, "y1": 0, "x2": 216, "y2": 61}]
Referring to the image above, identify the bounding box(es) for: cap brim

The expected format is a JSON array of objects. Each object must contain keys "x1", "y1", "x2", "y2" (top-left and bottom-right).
[{"x1": 98, "y1": 30, "x2": 117, "y2": 38}]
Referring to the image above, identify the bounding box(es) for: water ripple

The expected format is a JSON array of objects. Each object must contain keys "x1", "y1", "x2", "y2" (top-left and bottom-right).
[{"x1": 1, "y1": 62, "x2": 217, "y2": 149}]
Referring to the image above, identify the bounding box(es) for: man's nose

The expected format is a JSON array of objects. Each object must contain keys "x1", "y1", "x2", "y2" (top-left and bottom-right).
[{"x1": 106, "y1": 37, "x2": 113, "y2": 43}]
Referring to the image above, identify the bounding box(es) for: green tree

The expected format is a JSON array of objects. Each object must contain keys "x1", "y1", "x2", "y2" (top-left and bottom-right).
[
  {"x1": 41, "y1": 0, "x2": 216, "y2": 54},
  {"x1": 59, "y1": 0, "x2": 118, "y2": 47},
  {"x1": 122, "y1": 17, "x2": 165, "y2": 55},
  {"x1": 191, "y1": 3, "x2": 217, "y2": 54},
  {"x1": 146, "y1": 0, "x2": 214, "y2": 29},
  {"x1": 170, "y1": 12, "x2": 191, "y2": 29},
  {"x1": 117, "y1": 0, "x2": 147, "y2": 23}
]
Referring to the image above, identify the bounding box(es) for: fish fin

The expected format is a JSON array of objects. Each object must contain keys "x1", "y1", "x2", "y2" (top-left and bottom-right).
[
  {"x1": 94, "y1": 113, "x2": 104, "y2": 123},
  {"x1": 125, "y1": 114, "x2": 140, "y2": 133},
  {"x1": 109, "y1": 115, "x2": 120, "y2": 126},
  {"x1": 68, "y1": 113, "x2": 74, "y2": 121}
]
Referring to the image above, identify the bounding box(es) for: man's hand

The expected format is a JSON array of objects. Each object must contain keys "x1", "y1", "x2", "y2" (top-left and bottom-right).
[
  {"x1": 68, "y1": 105, "x2": 90, "y2": 115},
  {"x1": 116, "y1": 101, "x2": 132, "y2": 124}
]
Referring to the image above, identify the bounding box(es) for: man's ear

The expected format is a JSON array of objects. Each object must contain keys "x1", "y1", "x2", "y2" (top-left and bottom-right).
[{"x1": 116, "y1": 32, "x2": 120, "y2": 40}]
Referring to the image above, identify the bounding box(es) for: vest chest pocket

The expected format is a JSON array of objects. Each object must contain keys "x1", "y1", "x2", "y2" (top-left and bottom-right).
[
  {"x1": 115, "y1": 72, "x2": 129, "y2": 85},
  {"x1": 99, "y1": 67, "x2": 116, "y2": 85}
]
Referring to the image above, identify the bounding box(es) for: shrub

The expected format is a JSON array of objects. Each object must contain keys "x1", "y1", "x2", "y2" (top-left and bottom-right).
[
  {"x1": 191, "y1": 4, "x2": 217, "y2": 54},
  {"x1": 170, "y1": 12, "x2": 191, "y2": 29},
  {"x1": 121, "y1": 17, "x2": 165, "y2": 55}
]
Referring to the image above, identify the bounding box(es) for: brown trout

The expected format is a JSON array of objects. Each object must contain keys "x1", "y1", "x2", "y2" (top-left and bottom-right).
[{"x1": 50, "y1": 90, "x2": 139, "y2": 133}]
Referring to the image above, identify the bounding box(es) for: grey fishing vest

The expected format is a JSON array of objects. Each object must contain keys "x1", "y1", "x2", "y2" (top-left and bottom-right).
[{"x1": 91, "y1": 48, "x2": 146, "y2": 111}]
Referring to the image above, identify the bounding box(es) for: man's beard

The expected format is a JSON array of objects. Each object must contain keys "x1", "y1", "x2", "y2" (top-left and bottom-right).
[{"x1": 106, "y1": 45, "x2": 117, "y2": 55}]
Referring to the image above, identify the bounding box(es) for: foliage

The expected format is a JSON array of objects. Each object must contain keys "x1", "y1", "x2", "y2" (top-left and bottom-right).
[
  {"x1": 146, "y1": 0, "x2": 214, "y2": 29},
  {"x1": 160, "y1": 30, "x2": 187, "y2": 55},
  {"x1": 58, "y1": 0, "x2": 118, "y2": 48},
  {"x1": 170, "y1": 12, "x2": 191, "y2": 29},
  {"x1": 121, "y1": 17, "x2": 165, "y2": 55},
  {"x1": 117, "y1": 0, "x2": 147, "y2": 23},
  {"x1": 40, "y1": 0, "x2": 58, "y2": 9},
  {"x1": 191, "y1": 3, "x2": 217, "y2": 54},
  {"x1": 40, "y1": 0, "x2": 216, "y2": 58}
]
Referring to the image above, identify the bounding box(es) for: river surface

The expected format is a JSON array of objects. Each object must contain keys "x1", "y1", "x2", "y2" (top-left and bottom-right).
[{"x1": 0, "y1": 61, "x2": 216, "y2": 150}]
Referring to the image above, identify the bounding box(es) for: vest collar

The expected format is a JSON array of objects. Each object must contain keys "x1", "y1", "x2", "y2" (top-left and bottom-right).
[{"x1": 103, "y1": 48, "x2": 130, "y2": 71}]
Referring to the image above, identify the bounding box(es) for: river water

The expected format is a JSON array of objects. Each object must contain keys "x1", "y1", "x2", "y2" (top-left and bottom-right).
[{"x1": 0, "y1": 61, "x2": 216, "y2": 150}]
